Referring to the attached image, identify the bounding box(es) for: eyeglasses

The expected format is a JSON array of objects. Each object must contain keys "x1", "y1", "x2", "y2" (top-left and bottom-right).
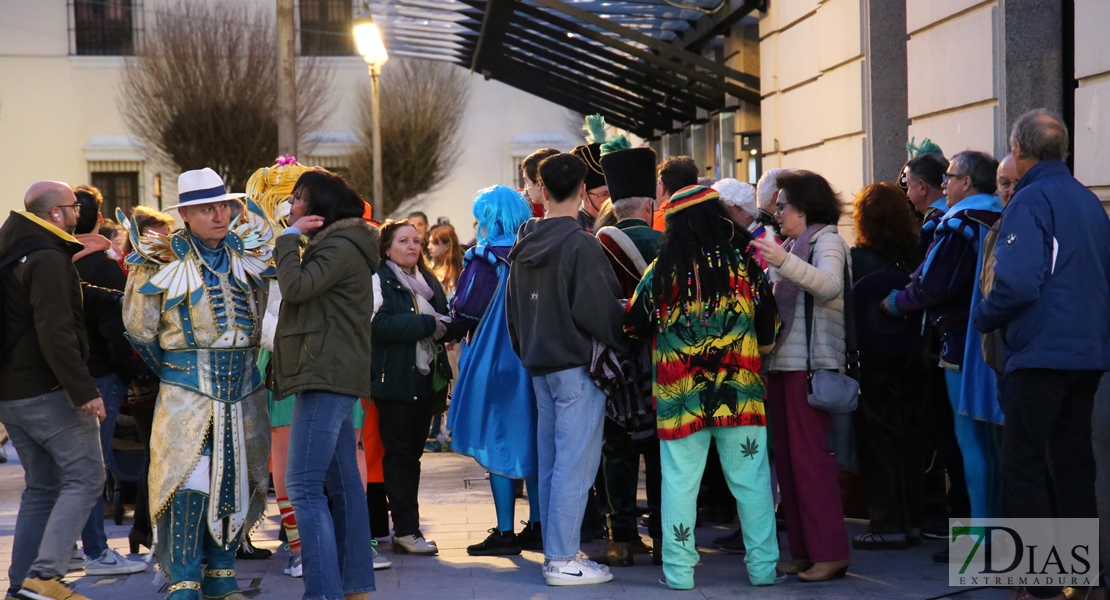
[
  {"x1": 55, "y1": 204, "x2": 81, "y2": 215},
  {"x1": 774, "y1": 202, "x2": 788, "y2": 215},
  {"x1": 941, "y1": 172, "x2": 968, "y2": 184},
  {"x1": 587, "y1": 190, "x2": 608, "y2": 200}
]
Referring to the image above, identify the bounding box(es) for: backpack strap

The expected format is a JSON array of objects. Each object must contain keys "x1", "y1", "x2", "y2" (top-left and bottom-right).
[{"x1": 803, "y1": 240, "x2": 857, "y2": 376}]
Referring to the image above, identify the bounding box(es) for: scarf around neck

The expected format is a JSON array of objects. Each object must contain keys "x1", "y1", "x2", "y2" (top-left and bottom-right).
[
  {"x1": 387, "y1": 259, "x2": 440, "y2": 375},
  {"x1": 387, "y1": 260, "x2": 434, "y2": 301},
  {"x1": 771, "y1": 223, "x2": 827, "y2": 352}
]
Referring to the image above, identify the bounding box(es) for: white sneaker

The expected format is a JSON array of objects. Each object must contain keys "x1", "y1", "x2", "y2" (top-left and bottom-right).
[
  {"x1": 372, "y1": 541, "x2": 391, "y2": 570},
  {"x1": 544, "y1": 557, "x2": 614, "y2": 586},
  {"x1": 575, "y1": 552, "x2": 611, "y2": 573},
  {"x1": 284, "y1": 554, "x2": 302, "y2": 578},
  {"x1": 84, "y1": 548, "x2": 147, "y2": 576}
]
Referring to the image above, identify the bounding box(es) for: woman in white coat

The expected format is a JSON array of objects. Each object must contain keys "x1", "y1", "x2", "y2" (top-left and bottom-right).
[{"x1": 751, "y1": 170, "x2": 851, "y2": 583}]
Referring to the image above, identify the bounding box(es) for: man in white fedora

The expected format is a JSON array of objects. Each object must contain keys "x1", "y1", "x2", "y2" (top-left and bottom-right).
[{"x1": 121, "y1": 168, "x2": 276, "y2": 600}]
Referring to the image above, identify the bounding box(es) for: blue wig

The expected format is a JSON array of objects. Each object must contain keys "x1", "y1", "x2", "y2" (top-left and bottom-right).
[{"x1": 472, "y1": 185, "x2": 532, "y2": 246}]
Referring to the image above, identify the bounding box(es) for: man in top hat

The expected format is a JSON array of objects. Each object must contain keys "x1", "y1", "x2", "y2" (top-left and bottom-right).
[
  {"x1": 591, "y1": 139, "x2": 664, "y2": 566},
  {"x1": 121, "y1": 168, "x2": 275, "y2": 600},
  {"x1": 570, "y1": 143, "x2": 609, "y2": 233}
]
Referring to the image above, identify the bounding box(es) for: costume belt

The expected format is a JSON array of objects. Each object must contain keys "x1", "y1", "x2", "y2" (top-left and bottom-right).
[{"x1": 160, "y1": 348, "x2": 261, "y2": 402}]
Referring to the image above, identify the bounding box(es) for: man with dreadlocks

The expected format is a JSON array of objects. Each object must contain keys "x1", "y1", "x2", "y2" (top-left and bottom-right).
[{"x1": 624, "y1": 186, "x2": 780, "y2": 590}]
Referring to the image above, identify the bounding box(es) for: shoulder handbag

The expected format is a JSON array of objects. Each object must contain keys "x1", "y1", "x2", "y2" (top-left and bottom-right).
[{"x1": 804, "y1": 247, "x2": 859, "y2": 414}]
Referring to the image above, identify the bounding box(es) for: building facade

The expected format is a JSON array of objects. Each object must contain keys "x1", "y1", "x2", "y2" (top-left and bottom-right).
[
  {"x1": 0, "y1": 0, "x2": 579, "y2": 235},
  {"x1": 760, "y1": 0, "x2": 1110, "y2": 206}
]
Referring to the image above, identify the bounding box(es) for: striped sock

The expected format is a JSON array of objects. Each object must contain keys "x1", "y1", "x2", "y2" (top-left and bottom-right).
[{"x1": 277, "y1": 497, "x2": 301, "y2": 554}]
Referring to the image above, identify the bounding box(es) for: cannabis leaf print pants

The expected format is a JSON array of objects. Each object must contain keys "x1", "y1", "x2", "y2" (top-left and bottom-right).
[{"x1": 659, "y1": 426, "x2": 779, "y2": 589}]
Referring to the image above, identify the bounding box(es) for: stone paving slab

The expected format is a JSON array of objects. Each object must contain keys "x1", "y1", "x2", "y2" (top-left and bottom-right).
[{"x1": 0, "y1": 444, "x2": 1012, "y2": 599}]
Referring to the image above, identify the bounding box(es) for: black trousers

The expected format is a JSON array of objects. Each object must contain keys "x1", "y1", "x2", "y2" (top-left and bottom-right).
[
  {"x1": 929, "y1": 363, "x2": 972, "y2": 519},
  {"x1": 1001, "y1": 368, "x2": 1101, "y2": 599},
  {"x1": 855, "y1": 351, "x2": 929, "y2": 533},
  {"x1": 375, "y1": 397, "x2": 437, "y2": 538},
  {"x1": 601, "y1": 419, "x2": 661, "y2": 542}
]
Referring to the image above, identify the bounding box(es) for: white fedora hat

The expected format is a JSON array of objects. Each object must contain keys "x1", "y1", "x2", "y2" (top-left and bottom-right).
[{"x1": 165, "y1": 167, "x2": 246, "y2": 211}]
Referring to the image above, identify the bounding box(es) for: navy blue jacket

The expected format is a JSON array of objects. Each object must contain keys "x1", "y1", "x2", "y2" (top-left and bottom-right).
[{"x1": 972, "y1": 159, "x2": 1110, "y2": 373}]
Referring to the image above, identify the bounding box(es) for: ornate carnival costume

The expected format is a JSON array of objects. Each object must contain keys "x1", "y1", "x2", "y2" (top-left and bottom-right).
[{"x1": 121, "y1": 168, "x2": 275, "y2": 600}]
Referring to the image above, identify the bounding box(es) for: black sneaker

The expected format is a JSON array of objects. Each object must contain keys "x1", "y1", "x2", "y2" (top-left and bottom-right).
[
  {"x1": 516, "y1": 521, "x2": 543, "y2": 551},
  {"x1": 712, "y1": 527, "x2": 745, "y2": 554},
  {"x1": 467, "y1": 529, "x2": 521, "y2": 556}
]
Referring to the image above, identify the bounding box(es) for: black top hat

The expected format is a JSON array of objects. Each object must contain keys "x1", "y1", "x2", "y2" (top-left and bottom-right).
[
  {"x1": 571, "y1": 143, "x2": 607, "y2": 191},
  {"x1": 601, "y1": 147, "x2": 657, "y2": 202},
  {"x1": 853, "y1": 269, "x2": 924, "y2": 356}
]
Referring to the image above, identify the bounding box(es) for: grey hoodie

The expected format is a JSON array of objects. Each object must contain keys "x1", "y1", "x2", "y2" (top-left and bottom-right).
[{"x1": 506, "y1": 216, "x2": 626, "y2": 375}]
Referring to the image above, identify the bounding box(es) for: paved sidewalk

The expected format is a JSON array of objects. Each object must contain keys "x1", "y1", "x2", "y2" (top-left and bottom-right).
[{"x1": 0, "y1": 443, "x2": 1009, "y2": 599}]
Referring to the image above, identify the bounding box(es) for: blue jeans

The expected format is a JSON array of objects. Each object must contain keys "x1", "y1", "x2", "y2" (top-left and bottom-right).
[
  {"x1": 80, "y1": 373, "x2": 126, "y2": 558},
  {"x1": 286, "y1": 392, "x2": 375, "y2": 600},
  {"x1": 531, "y1": 366, "x2": 606, "y2": 561},
  {"x1": 0, "y1": 390, "x2": 103, "y2": 595}
]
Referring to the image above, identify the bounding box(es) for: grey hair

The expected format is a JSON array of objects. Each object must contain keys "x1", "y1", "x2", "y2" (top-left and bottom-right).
[
  {"x1": 612, "y1": 197, "x2": 652, "y2": 221},
  {"x1": 1009, "y1": 109, "x2": 1069, "y2": 161},
  {"x1": 950, "y1": 150, "x2": 999, "y2": 195},
  {"x1": 756, "y1": 168, "x2": 791, "y2": 211}
]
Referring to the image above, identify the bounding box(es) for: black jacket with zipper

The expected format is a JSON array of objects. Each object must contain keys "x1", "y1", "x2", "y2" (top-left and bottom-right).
[
  {"x1": 370, "y1": 266, "x2": 453, "y2": 403},
  {"x1": 0, "y1": 211, "x2": 100, "y2": 405}
]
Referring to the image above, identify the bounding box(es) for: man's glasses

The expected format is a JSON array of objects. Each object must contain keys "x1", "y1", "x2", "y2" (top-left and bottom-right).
[
  {"x1": 941, "y1": 172, "x2": 967, "y2": 184},
  {"x1": 55, "y1": 204, "x2": 81, "y2": 215}
]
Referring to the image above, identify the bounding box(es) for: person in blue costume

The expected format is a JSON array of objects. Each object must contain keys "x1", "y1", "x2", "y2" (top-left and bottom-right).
[
  {"x1": 122, "y1": 168, "x2": 275, "y2": 600},
  {"x1": 447, "y1": 185, "x2": 543, "y2": 556},
  {"x1": 883, "y1": 150, "x2": 1004, "y2": 522}
]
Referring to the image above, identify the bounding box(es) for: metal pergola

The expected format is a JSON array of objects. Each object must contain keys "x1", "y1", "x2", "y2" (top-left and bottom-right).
[{"x1": 369, "y1": 0, "x2": 764, "y2": 138}]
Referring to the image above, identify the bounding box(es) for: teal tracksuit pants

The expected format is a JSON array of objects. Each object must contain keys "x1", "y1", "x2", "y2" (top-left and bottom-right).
[{"x1": 660, "y1": 425, "x2": 779, "y2": 589}]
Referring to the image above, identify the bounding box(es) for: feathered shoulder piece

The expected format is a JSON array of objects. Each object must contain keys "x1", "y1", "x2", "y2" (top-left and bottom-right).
[
  {"x1": 120, "y1": 200, "x2": 277, "y2": 311},
  {"x1": 584, "y1": 114, "x2": 609, "y2": 145},
  {"x1": 118, "y1": 207, "x2": 178, "y2": 266}
]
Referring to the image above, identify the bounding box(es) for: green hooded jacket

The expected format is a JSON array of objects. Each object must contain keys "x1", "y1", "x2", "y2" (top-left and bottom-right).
[{"x1": 273, "y1": 218, "x2": 381, "y2": 399}]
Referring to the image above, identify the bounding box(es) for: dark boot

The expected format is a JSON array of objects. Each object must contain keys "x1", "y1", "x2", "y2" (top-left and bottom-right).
[
  {"x1": 466, "y1": 529, "x2": 521, "y2": 556},
  {"x1": 589, "y1": 541, "x2": 633, "y2": 567},
  {"x1": 203, "y1": 534, "x2": 245, "y2": 600},
  {"x1": 515, "y1": 521, "x2": 543, "y2": 551},
  {"x1": 165, "y1": 490, "x2": 206, "y2": 600}
]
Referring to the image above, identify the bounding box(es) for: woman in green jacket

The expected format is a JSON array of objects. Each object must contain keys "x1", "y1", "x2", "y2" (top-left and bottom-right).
[
  {"x1": 273, "y1": 170, "x2": 379, "y2": 600},
  {"x1": 371, "y1": 220, "x2": 454, "y2": 555}
]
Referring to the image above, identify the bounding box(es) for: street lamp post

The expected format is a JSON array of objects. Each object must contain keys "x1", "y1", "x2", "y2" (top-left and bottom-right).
[{"x1": 353, "y1": 9, "x2": 389, "y2": 219}]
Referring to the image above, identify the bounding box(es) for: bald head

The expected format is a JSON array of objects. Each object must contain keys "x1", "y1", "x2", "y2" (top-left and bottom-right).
[
  {"x1": 24, "y1": 182, "x2": 75, "y2": 218},
  {"x1": 24, "y1": 181, "x2": 79, "y2": 234},
  {"x1": 997, "y1": 155, "x2": 1018, "y2": 207}
]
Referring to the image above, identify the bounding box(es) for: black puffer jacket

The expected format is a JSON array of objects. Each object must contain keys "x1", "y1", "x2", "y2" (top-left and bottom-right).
[
  {"x1": 0, "y1": 211, "x2": 100, "y2": 405},
  {"x1": 370, "y1": 266, "x2": 453, "y2": 403}
]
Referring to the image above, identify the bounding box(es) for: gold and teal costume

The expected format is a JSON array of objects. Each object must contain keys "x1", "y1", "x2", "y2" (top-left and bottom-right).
[{"x1": 120, "y1": 202, "x2": 275, "y2": 600}]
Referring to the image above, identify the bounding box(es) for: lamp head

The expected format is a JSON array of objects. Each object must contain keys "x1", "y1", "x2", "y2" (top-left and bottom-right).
[{"x1": 353, "y1": 9, "x2": 388, "y2": 68}]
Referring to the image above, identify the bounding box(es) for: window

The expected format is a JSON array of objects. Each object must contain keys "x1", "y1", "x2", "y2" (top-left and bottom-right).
[
  {"x1": 91, "y1": 172, "x2": 140, "y2": 219},
  {"x1": 70, "y1": 0, "x2": 140, "y2": 56},
  {"x1": 300, "y1": 0, "x2": 355, "y2": 56}
]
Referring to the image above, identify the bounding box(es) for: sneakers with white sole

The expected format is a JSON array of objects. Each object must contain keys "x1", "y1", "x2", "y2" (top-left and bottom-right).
[
  {"x1": 83, "y1": 549, "x2": 147, "y2": 576},
  {"x1": 544, "y1": 557, "x2": 614, "y2": 586},
  {"x1": 284, "y1": 554, "x2": 302, "y2": 578},
  {"x1": 372, "y1": 541, "x2": 391, "y2": 570}
]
